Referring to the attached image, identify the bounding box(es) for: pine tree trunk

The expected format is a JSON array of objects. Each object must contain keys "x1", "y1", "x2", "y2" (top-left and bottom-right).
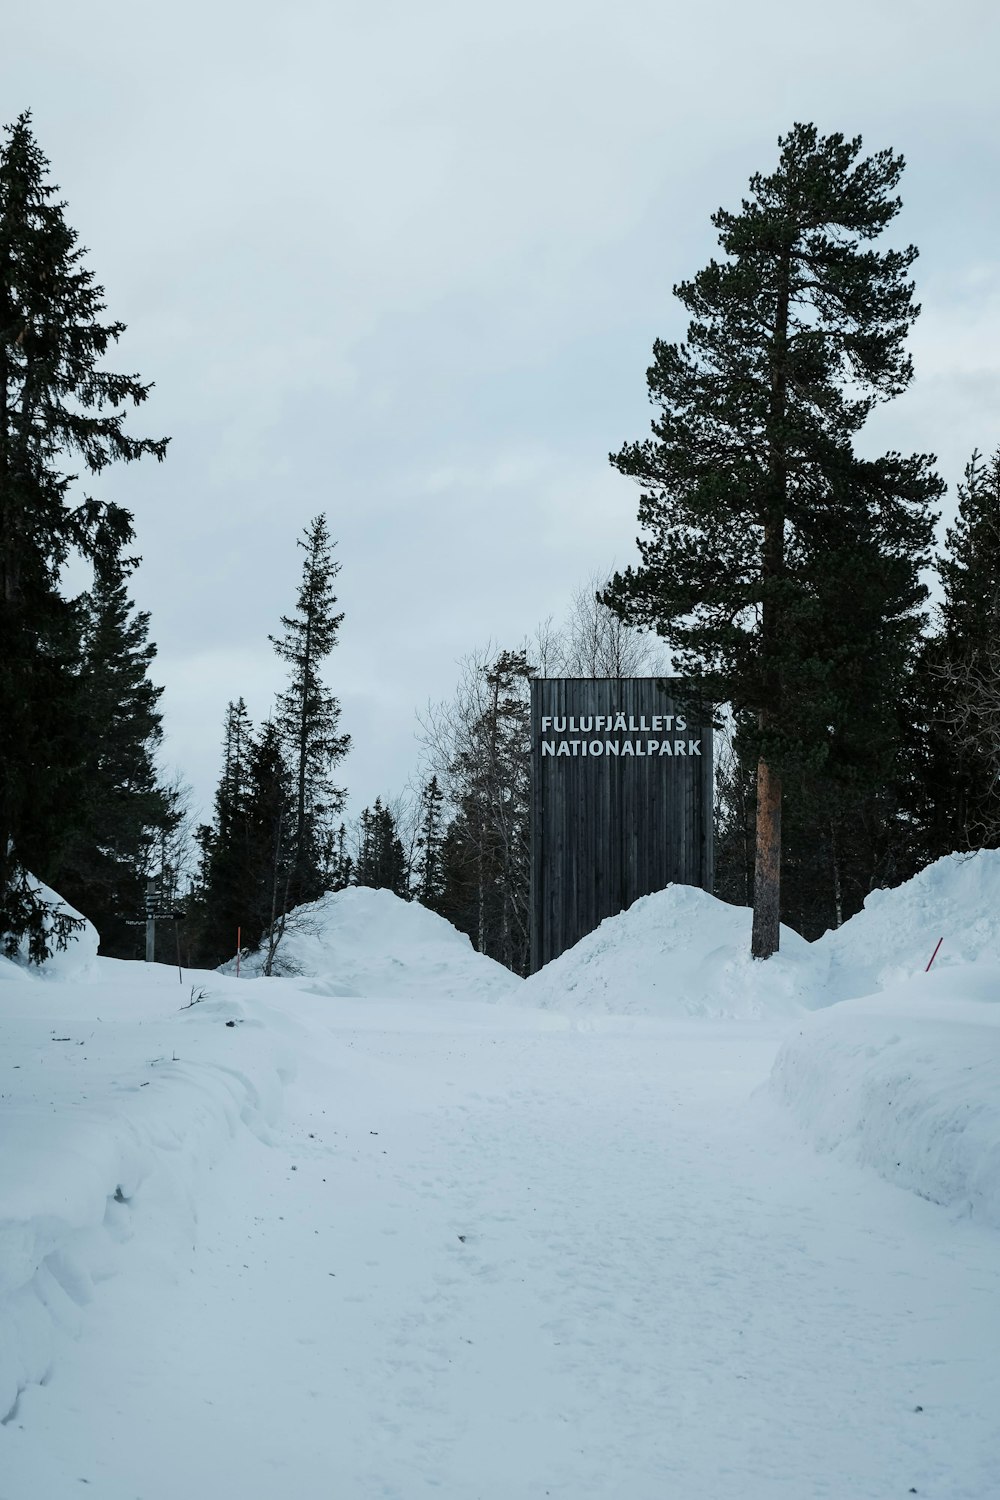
[{"x1": 751, "y1": 756, "x2": 781, "y2": 958}]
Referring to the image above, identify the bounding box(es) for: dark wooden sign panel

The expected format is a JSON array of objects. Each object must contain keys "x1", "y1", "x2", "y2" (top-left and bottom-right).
[{"x1": 530, "y1": 677, "x2": 714, "y2": 972}]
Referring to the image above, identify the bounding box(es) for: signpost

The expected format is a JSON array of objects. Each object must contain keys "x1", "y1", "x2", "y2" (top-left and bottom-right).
[
  {"x1": 136, "y1": 872, "x2": 185, "y2": 981},
  {"x1": 529, "y1": 677, "x2": 714, "y2": 972}
]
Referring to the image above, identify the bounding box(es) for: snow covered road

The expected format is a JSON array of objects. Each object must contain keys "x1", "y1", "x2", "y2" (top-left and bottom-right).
[{"x1": 4, "y1": 992, "x2": 999, "y2": 1499}]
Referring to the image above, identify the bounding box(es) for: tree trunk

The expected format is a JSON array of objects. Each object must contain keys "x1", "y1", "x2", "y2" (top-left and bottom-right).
[{"x1": 751, "y1": 756, "x2": 781, "y2": 958}]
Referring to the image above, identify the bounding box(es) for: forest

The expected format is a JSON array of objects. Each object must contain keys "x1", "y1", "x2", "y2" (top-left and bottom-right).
[{"x1": 2, "y1": 114, "x2": 998, "y2": 976}]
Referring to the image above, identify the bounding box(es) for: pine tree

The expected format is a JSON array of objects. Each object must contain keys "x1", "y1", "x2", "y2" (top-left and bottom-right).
[
  {"x1": 354, "y1": 798, "x2": 408, "y2": 897},
  {"x1": 413, "y1": 775, "x2": 447, "y2": 909},
  {"x1": 191, "y1": 699, "x2": 256, "y2": 966},
  {"x1": 435, "y1": 813, "x2": 479, "y2": 943},
  {"x1": 270, "y1": 514, "x2": 349, "y2": 904},
  {"x1": 50, "y1": 544, "x2": 176, "y2": 955},
  {"x1": 604, "y1": 123, "x2": 940, "y2": 957},
  {"x1": 448, "y1": 649, "x2": 534, "y2": 972},
  {"x1": 244, "y1": 721, "x2": 296, "y2": 974},
  {"x1": 327, "y1": 821, "x2": 354, "y2": 891},
  {"x1": 0, "y1": 113, "x2": 168, "y2": 958}
]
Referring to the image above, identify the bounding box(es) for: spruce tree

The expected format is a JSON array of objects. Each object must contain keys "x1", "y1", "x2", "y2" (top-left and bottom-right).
[
  {"x1": 244, "y1": 721, "x2": 296, "y2": 973},
  {"x1": 0, "y1": 113, "x2": 167, "y2": 957},
  {"x1": 414, "y1": 775, "x2": 447, "y2": 909},
  {"x1": 328, "y1": 821, "x2": 354, "y2": 891},
  {"x1": 354, "y1": 798, "x2": 408, "y2": 897},
  {"x1": 270, "y1": 514, "x2": 349, "y2": 903},
  {"x1": 604, "y1": 123, "x2": 940, "y2": 957},
  {"x1": 51, "y1": 544, "x2": 176, "y2": 955},
  {"x1": 191, "y1": 699, "x2": 255, "y2": 966}
]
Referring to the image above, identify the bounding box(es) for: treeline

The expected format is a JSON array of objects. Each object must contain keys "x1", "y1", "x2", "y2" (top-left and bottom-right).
[
  {"x1": 5, "y1": 114, "x2": 1000, "y2": 973},
  {"x1": 184, "y1": 578, "x2": 662, "y2": 977},
  {"x1": 713, "y1": 446, "x2": 1000, "y2": 939},
  {"x1": 391, "y1": 451, "x2": 1000, "y2": 973},
  {"x1": 405, "y1": 585, "x2": 666, "y2": 974},
  {"x1": 185, "y1": 514, "x2": 350, "y2": 972}
]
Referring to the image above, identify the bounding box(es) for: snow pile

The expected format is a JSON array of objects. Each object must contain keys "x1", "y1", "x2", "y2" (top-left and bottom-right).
[
  {"x1": 815, "y1": 848, "x2": 1000, "y2": 1002},
  {"x1": 521, "y1": 883, "x2": 818, "y2": 1018},
  {"x1": 770, "y1": 966, "x2": 1000, "y2": 1227},
  {"x1": 769, "y1": 849, "x2": 1000, "y2": 1224},
  {"x1": 0, "y1": 874, "x2": 98, "y2": 984},
  {"x1": 520, "y1": 849, "x2": 1000, "y2": 1021},
  {"x1": 0, "y1": 968, "x2": 299, "y2": 1426},
  {"x1": 233, "y1": 886, "x2": 521, "y2": 1002}
]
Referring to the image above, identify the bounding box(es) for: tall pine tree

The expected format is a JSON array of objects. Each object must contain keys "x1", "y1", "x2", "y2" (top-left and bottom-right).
[
  {"x1": 604, "y1": 123, "x2": 940, "y2": 957},
  {"x1": 0, "y1": 113, "x2": 168, "y2": 957}
]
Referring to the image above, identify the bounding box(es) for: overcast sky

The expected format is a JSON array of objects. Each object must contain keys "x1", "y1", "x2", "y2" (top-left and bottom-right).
[{"x1": 5, "y1": 0, "x2": 1000, "y2": 826}]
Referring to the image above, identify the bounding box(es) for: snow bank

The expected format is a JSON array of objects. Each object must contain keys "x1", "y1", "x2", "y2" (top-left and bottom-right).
[
  {"x1": 233, "y1": 886, "x2": 521, "y2": 1002},
  {"x1": 815, "y1": 848, "x2": 1000, "y2": 1002},
  {"x1": 769, "y1": 852, "x2": 1000, "y2": 1222},
  {"x1": 520, "y1": 883, "x2": 818, "y2": 1018},
  {"x1": 520, "y1": 849, "x2": 1000, "y2": 1021},
  {"x1": 0, "y1": 874, "x2": 98, "y2": 983},
  {"x1": 770, "y1": 966, "x2": 1000, "y2": 1227},
  {"x1": 0, "y1": 970, "x2": 299, "y2": 1424}
]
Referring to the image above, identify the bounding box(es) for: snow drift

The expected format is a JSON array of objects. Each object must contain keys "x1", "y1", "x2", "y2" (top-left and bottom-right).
[
  {"x1": 770, "y1": 968, "x2": 1000, "y2": 1228},
  {"x1": 232, "y1": 886, "x2": 521, "y2": 1002},
  {"x1": 519, "y1": 849, "x2": 1000, "y2": 1020},
  {"x1": 0, "y1": 970, "x2": 299, "y2": 1427},
  {"x1": 520, "y1": 883, "x2": 817, "y2": 1018},
  {"x1": 815, "y1": 848, "x2": 1000, "y2": 1002},
  {"x1": 768, "y1": 851, "x2": 1000, "y2": 1226}
]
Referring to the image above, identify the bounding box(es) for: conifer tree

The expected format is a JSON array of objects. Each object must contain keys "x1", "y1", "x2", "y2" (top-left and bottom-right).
[
  {"x1": 244, "y1": 721, "x2": 296, "y2": 974},
  {"x1": 191, "y1": 699, "x2": 255, "y2": 966},
  {"x1": 0, "y1": 113, "x2": 168, "y2": 957},
  {"x1": 604, "y1": 123, "x2": 940, "y2": 957},
  {"x1": 908, "y1": 449, "x2": 1000, "y2": 854},
  {"x1": 414, "y1": 775, "x2": 446, "y2": 909},
  {"x1": 449, "y1": 649, "x2": 534, "y2": 972},
  {"x1": 435, "y1": 813, "x2": 479, "y2": 942},
  {"x1": 328, "y1": 821, "x2": 354, "y2": 891},
  {"x1": 354, "y1": 798, "x2": 408, "y2": 897},
  {"x1": 51, "y1": 544, "x2": 176, "y2": 954},
  {"x1": 270, "y1": 514, "x2": 349, "y2": 904}
]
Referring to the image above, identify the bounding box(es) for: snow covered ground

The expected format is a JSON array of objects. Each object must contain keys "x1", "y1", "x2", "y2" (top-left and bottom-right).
[{"x1": 2, "y1": 859, "x2": 1000, "y2": 1498}]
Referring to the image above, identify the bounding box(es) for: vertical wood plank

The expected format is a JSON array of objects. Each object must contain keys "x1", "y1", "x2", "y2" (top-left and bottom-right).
[{"x1": 530, "y1": 678, "x2": 714, "y2": 970}]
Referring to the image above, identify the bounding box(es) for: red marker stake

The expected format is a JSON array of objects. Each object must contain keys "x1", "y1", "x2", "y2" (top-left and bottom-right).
[{"x1": 925, "y1": 937, "x2": 943, "y2": 973}]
